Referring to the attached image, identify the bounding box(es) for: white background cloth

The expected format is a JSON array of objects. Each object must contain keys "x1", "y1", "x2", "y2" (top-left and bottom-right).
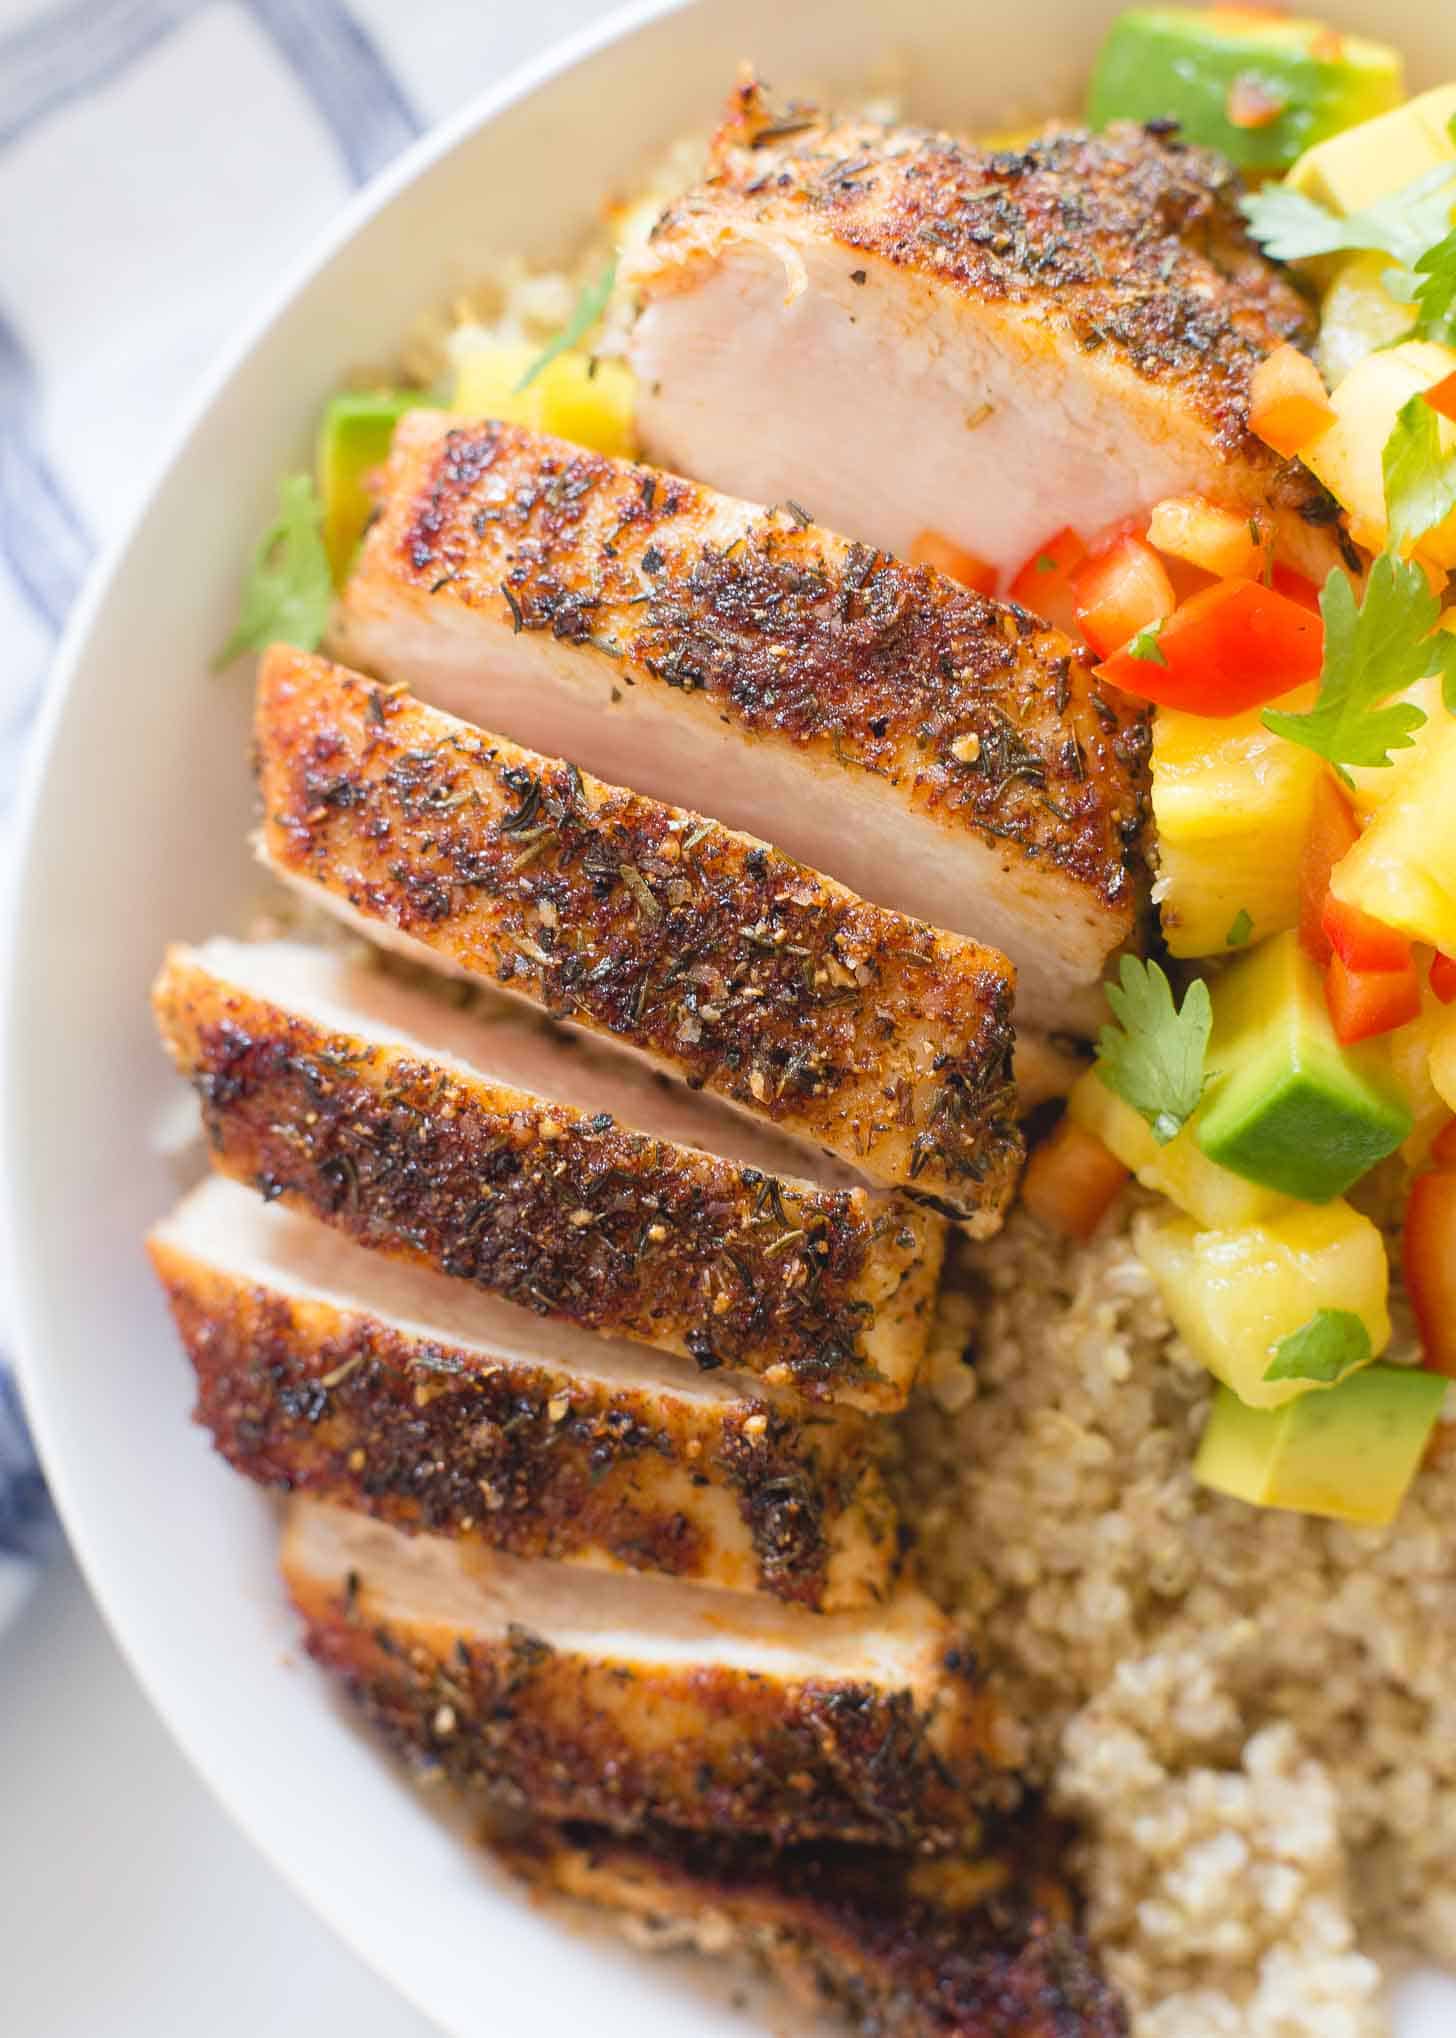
[{"x1": 0, "y1": 0, "x2": 617, "y2": 2027}]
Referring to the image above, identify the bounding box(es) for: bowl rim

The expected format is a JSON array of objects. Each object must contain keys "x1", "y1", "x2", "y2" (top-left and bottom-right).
[{"x1": 0, "y1": 0, "x2": 687, "y2": 2019}]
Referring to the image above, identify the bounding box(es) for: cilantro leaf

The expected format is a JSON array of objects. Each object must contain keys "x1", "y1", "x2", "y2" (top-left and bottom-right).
[
  {"x1": 214, "y1": 474, "x2": 332, "y2": 668},
  {"x1": 1383, "y1": 393, "x2": 1456, "y2": 554},
  {"x1": 1224, "y1": 909, "x2": 1254, "y2": 949},
  {"x1": 1126, "y1": 623, "x2": 1168, "y2": 665},
  {"x1": 1241, "y1": 160, "x2": 1456, "y2": 269},
  {"x1": 1413, "y1": 227, "x2": 1456, "y2": 346},
  {"x1": 514, "y1": 256, "x2": 619, "y2": 392},
  {"x1": 1261, "y1": 555, "x2": 1441, "y2": 784},
  {"x1": 1263, "y1": 1307, "x2": 1372, "y2": 1385},
  {"x1": 1095, "y1": 957, "x2": 1212, "y2": 1146}
]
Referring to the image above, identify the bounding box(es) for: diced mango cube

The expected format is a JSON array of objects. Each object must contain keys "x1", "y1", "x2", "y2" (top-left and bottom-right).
[
  {"x1": 1331, "y1": 717, "x2": 1456, "y2": 957},
  {"x1": 1135, "y1": 1199, "x2": 1390, "y2": 1409},
  {"x1": 1343, "y1": 669, "x2": 1448, "y2": 823},
  {"x1": 1431, "y1": 1004, "x2": 1456, "y2": 1115},
  {"x1": 1151, "y1": 687, "x2": 1322, "y2": 958},
  {"x1": 1300, "y1": 340, "x2": 1456, "y2": 570},
  {"x1": 1067, "y1": 1069, "x2": 1294, "y2": 1230},
  {"x1": 1316, "y1": 252, "x2": 1417, "y2": 389},
  {"x1": 1286, "y1": 82, "x2": 1456, "y2": 213},
  {"x1": 451, "y1": 344, "x2": 636, "y2": 456}
]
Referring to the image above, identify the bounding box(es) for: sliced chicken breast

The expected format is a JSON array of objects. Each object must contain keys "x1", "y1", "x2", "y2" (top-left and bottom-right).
[
  {"x1": 257, "y1": 644, "x2": 1021, "y2": 1222},
  {"x1": 152, "y1": 939, "x2": 942, "y2": 1410},
  {"x1": 499, "y1": 1822, "x2": 1128, "y2": 2038},
  {"x1": 330, "y1": 413, "x2": 1149, "y2": 1038},
  {"x1": 284, "y1": 1500, "x2": 1015, "y2": 1847},
  {"x1": 628, "y1": 80, "x2": 1343, "y2": 586},
  {"x1": 150, "y1": 1177, "x2": 897, "y2": 1609}
]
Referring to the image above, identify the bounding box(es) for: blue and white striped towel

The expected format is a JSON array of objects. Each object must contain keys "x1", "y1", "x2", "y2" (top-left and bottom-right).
[{"x1": 0, "y1": 0, "x2": 616, "y2": 1633}]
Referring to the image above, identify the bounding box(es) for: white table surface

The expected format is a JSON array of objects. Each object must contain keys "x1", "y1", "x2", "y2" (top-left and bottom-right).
[{"x1": 0, "y1": 1550, "x2": 439, "y2": 2035}]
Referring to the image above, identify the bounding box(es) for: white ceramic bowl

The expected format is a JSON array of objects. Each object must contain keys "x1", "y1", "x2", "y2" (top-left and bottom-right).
[{"x1": 8, "y1": 2, "x2": 1456, "y2": 2031}]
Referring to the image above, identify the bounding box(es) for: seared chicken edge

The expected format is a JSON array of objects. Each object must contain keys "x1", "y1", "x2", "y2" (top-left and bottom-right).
[
  {"x1": 330, "y1": 413, "x2": 1149, "y2": 1036},
  {"x1": 151, "y1": 1177, "x2": 899, "y2": 1609},
  {"x1": 497, "y1": 1820, "x2": 1130, "y2": 2038},
  {"x1": 256, "y1": 644, "x2": 1023, "y2": 1223},
  {"x1": 151, "y1": 938, "x2": 944, "y2": 1409},
  {"x1": 284, "y1": 1500, "x2": 1018, "y2": 1848}
]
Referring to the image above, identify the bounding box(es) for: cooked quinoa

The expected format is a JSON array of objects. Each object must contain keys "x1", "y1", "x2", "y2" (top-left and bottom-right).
[{"x1": 899, "y1": 1203, "x2": 1456, "y2": 2038}]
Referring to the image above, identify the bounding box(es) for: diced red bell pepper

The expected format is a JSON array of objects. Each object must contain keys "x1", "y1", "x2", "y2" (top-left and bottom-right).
[
  {"x1": 1020, "y1": 1118, "x2": 1129, "y2": 1242},
  {"x1": 1324, "y1": 949, "x2": 1422, "y2": 1044},
  {"x1": 1403, "y1": 1169, "x2": 1456, "y2": 1376},
  {"x1": 909, "y1": 530, "x2": 998, "y2": 596},
  {"x1": 1299, "y1": 775, "x2": 1361, "y2": 965},
  {"x1": 1096, "y1": 575, "x2": 1324, "y2": 714},
  {"x1": 1008, "y1": 526, "x2": 1086, "y2": 636},
  {"x1": 1321, "y1": 894, "x2": 1415, "y2": 973},
  {"x1": 1271, "y1": 563, "x2": 1322, "y2": 612},
  {"x1": 1431, "y1": 1118, "x2": 1456, "y2": 1166},
  {"x1": 1427, "y1": 369, "x2": 1456, "y2": 426},
  {"x1": 1073, "y1": 534, "x2": 1175, "y2": 659},
  {"x1": 1249, "y1": 343, "x2": 1337, "y2": 459},
  {"x1": 1226, "y1": 73, "x2": 1289, "y2": 129},
  {"x1": 1431, "y1": 952, "x2": 1456, "y2": 1004}
]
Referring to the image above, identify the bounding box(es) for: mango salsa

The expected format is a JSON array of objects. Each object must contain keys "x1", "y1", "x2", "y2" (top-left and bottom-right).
[
  {"x1": 1067, "y1": 1069, "x2": 1293, "y2": 1231},
  {"x1": 1300, "y1": 340, "x2": 1456, "y2": 569},
  {"x1": 1135, "y1": 1199, "x2": 1390, "y2": 1409},
  {"x1": 1151, "y1": 688, "x2": 1323, "y2": 958},
  {"x1": 451, "y1": 343, "x2": 637, "y2": 457},
  {"x1": 1330, "y1": 717, "x2": 1456, "y2": 957},
  {"x1": 1316, "y1": 252, "x2": 1417, "y2": 389},
  {"x1": 1286, "y1": 81, "x2": 1456, "y2": 212}
]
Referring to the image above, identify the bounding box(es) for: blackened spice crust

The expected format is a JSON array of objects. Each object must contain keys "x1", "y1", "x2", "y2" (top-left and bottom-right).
[
  {"x1": 340, "y1": 413, "x2": 1148, "y2": 923},
  {"x1": 151, "y1": 1234, "x2": 899, "y2": 1609},
  {"x1": 151, "y1": 950, "x2": 942, "y2": 1410},
  {"x1": 500, "y1": 1819, "x2": 1130, "y2": 2038},
  {"x1": 257, "y1": 646, "x2": 1022, "y2": 1222},
  {"x1": 286, "y1": 1532, "x2": 1012, "y2": 1849}
]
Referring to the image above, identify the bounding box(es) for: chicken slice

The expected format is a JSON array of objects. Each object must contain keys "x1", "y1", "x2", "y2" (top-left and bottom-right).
[
  {"x1": 152, "y1": 939, "x2": 942, "y2": 1410},
  {"x1": 498, "y1": 1821, "x2": 1128, "y2": 2038},
  {"x1": 284, "y1": 1500, "x2": 1015, "y2": 1848},
  {"x1": 150, "y1": 1177, "x2": 897, "y2": 1609},
  {"x1": 330, "y1": 413, "x2": 1148, "y2": 1039},
  {"x1": 257, "y1": 644, "x2": 1022, "y2": 1222},
  {"x1": 628, "y1": 80, "x2": 1343, "y2": 586}
]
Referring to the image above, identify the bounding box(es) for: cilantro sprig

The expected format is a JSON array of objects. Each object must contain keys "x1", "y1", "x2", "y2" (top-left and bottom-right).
[
  {"x1": 1263, "y1": 1308, "x2": 1372, "y2": 1386},
  {"x1": 1241, "y1": 119, "x2": 1456, "y2": 347},
  {"x1": 514, "y1": 255, "x2": 619, "y2": 393},
  {"x1": 1240, "y1": 158, "x2": 1456, "y2": 271},
  {"x1": 1095, "y1": 957, "x2": 1212, "y2": 1146},
  {"x1": 1261, "y1": 553, "x2": 1456, "y2": 783},
  {"x1": 1383, "y1": 392, "x2": 1456, "y2": 556},
  {"x1": 215, "y1": 474, "x2": 332, "y2": 668},
  {"x1": 1411, "y1": 229, "x2": 1456, "y2": 348}
]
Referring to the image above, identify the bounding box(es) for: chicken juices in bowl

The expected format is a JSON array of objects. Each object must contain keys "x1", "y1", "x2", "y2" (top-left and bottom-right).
[{"x1": 11, "y1": 4, "x2": 1456, "y2": 2036}]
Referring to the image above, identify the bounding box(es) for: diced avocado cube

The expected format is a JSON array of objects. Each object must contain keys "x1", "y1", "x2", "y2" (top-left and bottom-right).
[
  {"x1": 1195, "y1": 931, "x2": 1411, "y2": 1201},
  {"x1": 1286, "y1": 81, "x2": 1456, "y2": 213},
  {"x1": 1134, "y1": 1198, "x2": 1389, "y2": 1408},
  {"x1": 317, "y1": 390, "x2": 431, "y2": 582},
  {"x1": 1194, "y1": 1365, "x2": 1445, "y2": 1525},
  {"x1": 1088, "y1": 10, "x2": 1404, "y2": 174}
]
